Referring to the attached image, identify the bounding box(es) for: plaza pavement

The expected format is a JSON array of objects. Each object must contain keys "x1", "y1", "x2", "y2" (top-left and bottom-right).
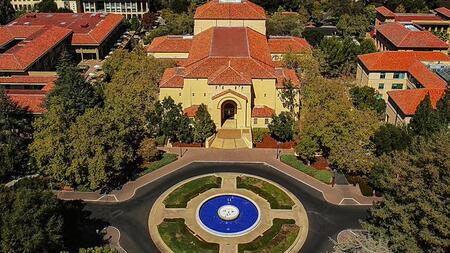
[{"x1": 57, "y1": 148, "x2": 381, "y2": 205}]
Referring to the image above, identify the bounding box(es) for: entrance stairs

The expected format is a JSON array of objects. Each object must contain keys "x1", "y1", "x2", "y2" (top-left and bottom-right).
[{"x1": 210, "y1": 129, "x2": 252, "y2": 149}]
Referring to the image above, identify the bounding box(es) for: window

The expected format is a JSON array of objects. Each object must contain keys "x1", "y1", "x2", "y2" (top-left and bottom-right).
[
  {"x1": 378, "y1": 83, "x2": 384, "y2": 89},
  {"x1": 204, "y1": 93, "x2": 206, "y2": 97},
  {"x1": 253, "y1": 118, "x2": 258, "y2": 124},
  {"x1": 265, "y1": 118, "x2": 269, "y2": 124},
  {"x1": 192, "y1": 93, "x2": 195, "y2": 96},
  {"x1": 178, "y1": 93, "x2": 181, "y2": 96},
  {"x1": 380, "y1": 72, "x2": 386, "y2": 79},
  {"x1": 392, "y1": 83, "x2": 403, "y2": 89},
  {"x1": 264, "y1": 93, "x2": 267, "y2": 97},
  {"x1": 393, "y1": 72, "x2": 405, "y2": 79}
]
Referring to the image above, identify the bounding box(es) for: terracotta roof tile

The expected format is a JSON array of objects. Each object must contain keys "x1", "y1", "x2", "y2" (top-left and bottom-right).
[
  {"x1": 252, "y1": 106, "x2": 274, "y2": 118},
  {"x1": 388, "y1": 88, "x2": 445, "y2": 115},
  {"x1": 394, "y1": 14, "x2": 443, "y2": 22},
  {"x1": 376, "y1": 22, "x2": 448, "y2": 49},
  {"x1": 194, "y1": 0, "x2": 266, "y2": 20},
  {"x1": 358, "y1": 51, "x2": 449, "y2": 89},
  {"x1": 5, "y1": 90, "x2": 47, "y2": 114},
  {"x1": 11, "y1": 13, "x2": 123, "y2": 46},
  {"x1": 183, "y1": 105, "x2": 199, "y2": 117},
  {"x1": 275, "y1": 68, "x2": 300, "y2": 88},
  {"x1": 435, "y1": 7, "x2": 450, "y2": 18},
  {"x1": 160, "y1": 67, "x2": 185, "y2": 88},
  {"x1": 268, "y1": 36, "x2": 311, "y2": 54},
  {"x1": 0, "y1": 25, "x2": 72, "y2": 72},
  {"x1": 376, "y1": 6, "x2": 396, "y2": 18},
  {"x1": 146, "y1": 36, "x2": 193, "y2": 53}
]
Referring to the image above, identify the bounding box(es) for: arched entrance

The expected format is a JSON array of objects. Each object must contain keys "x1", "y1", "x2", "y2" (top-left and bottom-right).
[{"x1": 221, "y1": 100, "x2": 237, "y2": 126}]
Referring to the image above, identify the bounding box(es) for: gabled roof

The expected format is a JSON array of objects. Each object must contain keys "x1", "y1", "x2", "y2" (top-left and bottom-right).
[
  {"x1": 388, "y1": 88, "x2": 445, "y2": 116},
  {"x1": 0, "y1": 75, "x2": 57, "y2": 114},
  {"x1": 211, "y1": 89, "x2": 248, "y2": 101},
  {"x1": 145, "y1": 35, "x2": 193, "y2": 53},
  {"x1": 375, "y1": 22, "x2": 448, "y2": 49},
  {"x1": 0, "y1": 25, "x2": 72, "y2": 72},
  {"x1": 435, "y1": 7, "x2": 450, "y2": 19},
  {"x1": 268, "y1": 36, "x2": 311, "y2": 54},
  {"x1": 358, "y1": 51, "x2": 450, "y2": 89},
  {"x1": 252, "y1": 106, "x2": 274, "y2": 118},
  {"x1": 376, "y1": 6, "x2": 396, "y2": 18},
  {"x1": 194, "y1": 0, "x2": 266, "y2": 20},
  {"x1": 183, "y1": 105, "x2": 199, "y2": 117},
  {"x1": 10, "y1": 13, "x2": 123, "y2": 46}
]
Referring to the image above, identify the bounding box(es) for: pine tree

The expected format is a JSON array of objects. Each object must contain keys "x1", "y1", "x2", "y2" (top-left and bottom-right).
[
  {"x1": 409, "y1": 94, "x2": 441, "y2": 137},
  {"x1": 436, "y1": 88, "x2": 449, "y2": 126},
  {"x1": 193, "y1": 104, "x2": 216, "y2": 143},
  {"x1": 0, "y1": 91, "x2": 33, "y2": 182}
]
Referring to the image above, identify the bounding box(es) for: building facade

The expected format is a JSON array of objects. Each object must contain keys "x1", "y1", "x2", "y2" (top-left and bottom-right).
[
  {"x1": 356, "y1": 51, "x2": 449, "y2": 126},
  {"x1": 81, "y1": 0, "x2": 149, "y2": 19},
  {"x1": 146, "y1": 0, "x2": 310, "y2": 147}
]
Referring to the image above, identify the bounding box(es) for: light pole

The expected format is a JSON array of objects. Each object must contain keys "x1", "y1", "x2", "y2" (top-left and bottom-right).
[
  {"x1": 179, "y1": 145, "x2": 183, "y2": 158},
  {"x1": 276, "y1": 141, "x2": 280, "y2": 160}
]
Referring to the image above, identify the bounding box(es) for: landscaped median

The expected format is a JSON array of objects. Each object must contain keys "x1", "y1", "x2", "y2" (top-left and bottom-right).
[
  {"x1": 163, "y1": 176, "x2": 222, "y2": 208},
  {"x1": 238, "y1": 219, "x2": 299, "y2": 253},
  {"x1": 280, "y1": 154, "x2": 333, "y2": 184},
  {"x1": 138, "y1": 153, "x2": 178, "y2": 176},
  {"x1": 158, "y1": 218, "x2": 219, "y2": 253},
  {"x1": 237, "y1": 176, "x2": 294, "y2": 209}
]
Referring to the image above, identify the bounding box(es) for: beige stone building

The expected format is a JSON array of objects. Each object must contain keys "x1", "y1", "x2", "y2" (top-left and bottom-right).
[{"x1": 146, "y1": 0, "x2": 311, "y2": 148}]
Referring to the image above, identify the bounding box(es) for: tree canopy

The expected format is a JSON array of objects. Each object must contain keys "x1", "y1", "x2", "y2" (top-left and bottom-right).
[
  {"x1": 268, "y1": 112, "x2": 295, "y2": 142},
  {"x1": 193, "y1": 104, "x2": 216, "y2": 143},
  {"x1": 409, "y1": 94, "x2": 444, "y2": 137},
  {"x1": 143, "y1": 9, "x2": 194, "y2": 44},
  {"x1": 350, "y1": 86, "x2": 386, "y2": 117},
  {"x1": 0, "y1": 0, "x2": 15, "y2": 25},
  {"x1": 267, "y1": 11, "x2": 307, "y2": 36},
  {"x1": 0, "y1": 91, "x2": 34, "y2": 182},
  {"x1": 371, "y1": 124, "x2": 411, "y2": 156},
  {"x1": 366, "y1": 131, "x2": 450, "y2": 253}
]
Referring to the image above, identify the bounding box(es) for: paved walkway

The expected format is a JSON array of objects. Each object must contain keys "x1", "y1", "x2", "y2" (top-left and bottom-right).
[{"x1": 56, "y1": 148, "x2": 381, "y2": 205}]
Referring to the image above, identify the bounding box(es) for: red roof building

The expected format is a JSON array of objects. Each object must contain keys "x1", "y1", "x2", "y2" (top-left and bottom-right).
[
  {"x1": 374, "y1": 22, "x2": 448, "y2": 52},
  {"x1": 194, "y1": 0, "x2": 266, "y2": 20},
  {"x1": 8, "y1": 13, "x2": 124, "y2": 60},
  {"x1": 0, "y1": 25, "x2": 72, "y2": 74},
  {"x1": 357, "y1": 51, "x2": 449, "y2": 126},
  {"x1": 0, "y1": 75, "x2": 57, "y2": 114}
]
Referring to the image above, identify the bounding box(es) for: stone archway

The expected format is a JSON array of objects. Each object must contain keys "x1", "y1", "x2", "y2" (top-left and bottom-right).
[{"x1": 221, "y1": 100, "x2": 237, "y2": 127}]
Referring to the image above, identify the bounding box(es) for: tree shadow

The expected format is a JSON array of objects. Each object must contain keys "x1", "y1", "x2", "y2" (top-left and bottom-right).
[{"x1": 60, "y1": 200, "x2": 110, "y2": 252}]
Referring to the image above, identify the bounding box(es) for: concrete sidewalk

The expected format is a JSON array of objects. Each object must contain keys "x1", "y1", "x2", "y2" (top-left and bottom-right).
[{"x1": 57, "y1": 148, "x2": 381, "y2": 205}]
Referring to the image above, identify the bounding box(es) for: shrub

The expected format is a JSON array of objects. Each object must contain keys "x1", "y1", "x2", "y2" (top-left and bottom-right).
[
  {"x1": 155, "y1": 135, "x2": 167, "y2": 147},
  {"x1": 253, "y1": 128, "x2": 269, "y2": 143},
  {"x1": 281, "y1": 154, "x2": 332, "y2": 184},
  {"x1": 138, "y1": 138, "x2": 160, "y2": 164}
]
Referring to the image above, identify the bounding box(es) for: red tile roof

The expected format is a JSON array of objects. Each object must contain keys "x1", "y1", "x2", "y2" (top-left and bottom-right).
[
  {"x1": 194, "y1": 0, "x2": 266, "y2": 20},
  {"x1": 0, "y1": 25, "x2": 72, "y2": 72},
  {"x1": 376, "y1": 6, "x2": 396, "y2": 18},
  {"x1": 252, "y1": 106, "x2": 274, "y2": 118},
  {"x1": 183, "y1": 105, "x2": 199, "y2": 117},
  {"x1": 388, "y1": 88, "x2": 445, "y2": 115},
  {"x1": 145, "y1": 36, "x2": 193, "y2": 53},
  {"x1": 358, "y1": 51, "x2": 449, "y2": 89},
  {"x1": 160, "y1": 27, "x2": 301, "y2": 88},
  {"x1": 435, "y1": 7, "x2": 450, "y2": 18},
  {"x1": 394, "y1": 14, "x2": 443, "y2": 22},
  {"x1": 0, "y1": 75, "x2": 56, "y2": 113},
  {"x1": 376, "y1": 22, "x2": 448, "y2": 49},
  {"x1": 268, "y1": 36, "x2": 311, "y2": 54},
  {"x1": 11, "y1": 13, "x2": 123, "y2": 45}
]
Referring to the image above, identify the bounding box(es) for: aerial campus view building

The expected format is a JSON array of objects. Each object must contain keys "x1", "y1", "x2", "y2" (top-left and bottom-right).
[{"x1": 1, "y1": 0, "x2": 449, "y2": 253}]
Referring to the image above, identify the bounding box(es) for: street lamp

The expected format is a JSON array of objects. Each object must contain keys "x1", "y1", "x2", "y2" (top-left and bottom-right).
[{"x1": 276, "y1": 141, "x2": 281, "y2": 160}]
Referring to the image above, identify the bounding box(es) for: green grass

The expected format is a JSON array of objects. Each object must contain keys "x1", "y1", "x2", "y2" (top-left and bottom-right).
[
  {"x1": 163, "y1": 176, "x2": 222, "y2": 208},
  {"x1": 238, "y1": 219, "x2": 299, "y2": 253},
  {"x1": 281, "y1": 154, "x2": 333, "y2": 184},
  {"x1": 237, "y1": 176, "x2": 294, "y2": 209},
  {"x1": 158, "y1": 218, "x2": 219, "y2": 253},
  {"x1": 138, "y1": 153, "x2": 178, "y2": 177}
]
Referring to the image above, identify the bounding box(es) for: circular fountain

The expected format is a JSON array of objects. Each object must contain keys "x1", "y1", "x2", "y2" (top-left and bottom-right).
[{"x1": 197, "y1": 194, "x2": 260, "y2": 237}]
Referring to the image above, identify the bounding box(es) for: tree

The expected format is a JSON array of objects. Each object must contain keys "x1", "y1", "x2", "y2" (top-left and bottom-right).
[
  {"x1": 371, "y1": 124, "x2": 411, "y2": 156},
  {"x1": 143, "y1": 9, "x2": 194, "y2": 44},
  {"x1": 331, "y1": 232, "x2": 392, "y2": 253},
  {"x1": 193, "y1": 104, "x2": 216, "y2": 143},
  {"x1": 79, "y1": 247, "x2": 119, "y2": 253},
  {"x1": 336, "y1": 14, "x2": 370, "y2": 38},
  {"x1": 295, "y1": 135, "x2": 319, "y2": 164},
  {"x1": 432, "y1": 30, "x2": 449, "y2": 42},
  {"x1": 268, "y1": 112, "x2": 294, "y2": 142},
  {"x1": 31, "y1": 52, "x2": 100, "y2": 186},
  {"x1": 266, "y1": 12, "x2": 307, "y2": 36},
  {"x1": 138, "y1": 138, "x2": 160, "y2": 164},
  {"x1": 0, "y1": 180, "x2": 64, "y2": 253},
  {"x1": 409, "y1": 94, "x2": 442, "y2": 137},
  {"x1": 279, "y1": 79, "x2": 300, "y2": 117},
  {"x1": 0, "y1": 0, "x2": 15, "y2": 25},
  {"x1": 350, "y1": 86, "x2": 386, "y2": 117},
  {"x1": 296, "y1": 78, "x2": 380, "y2": 174},
  {"x1": 129, "y1": 16, "x2": 140, "y2": 31},
  {"x1": 365, "y1": 131, "x2": 450, "y2": 253},
  {"x1": 35, "y1": 0, "x2": 58, "y2": 12},
  {"x1": 151, "y1": 97, "x2": 192, "y2": 143},
  {"x1": 0, "y1": 91, "x2": 33, "y2": 182},
  {"x1": 436, "y1": 88, "x2": 449, "y2": 126}
]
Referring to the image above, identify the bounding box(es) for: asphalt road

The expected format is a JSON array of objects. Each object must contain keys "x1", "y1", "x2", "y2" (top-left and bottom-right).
[{"x1": 85, "y1": 162, "x2": 369, "y2": 253}]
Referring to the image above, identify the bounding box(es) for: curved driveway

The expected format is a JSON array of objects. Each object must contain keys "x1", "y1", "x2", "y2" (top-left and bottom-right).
[{"x1": 85, "y1": 162, "x2": 369, "y2": 253}]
